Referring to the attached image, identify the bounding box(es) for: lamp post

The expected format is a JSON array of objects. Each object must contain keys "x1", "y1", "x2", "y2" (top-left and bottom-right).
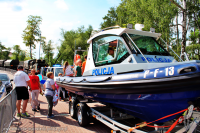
[{"x1": 39, "y1": 32, "x2": 41, "y2": 59}]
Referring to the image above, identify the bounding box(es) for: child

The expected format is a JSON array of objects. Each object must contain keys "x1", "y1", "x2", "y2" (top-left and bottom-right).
[
  {"x1": 55, "y1": 73, "x2": 66, "y2": 100},
  {"x1": 75, "y1": 60, "x2": 82, "y2": 77}
]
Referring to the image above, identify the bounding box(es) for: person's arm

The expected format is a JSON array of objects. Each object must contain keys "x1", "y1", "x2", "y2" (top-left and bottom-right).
[
  {"x1": 37, "y1": 77, "x2": 41, "y2": 92},
  {"x1": 38, "y1": 81, "x2": 42, "y2": 93},
  {"x1": 75, "y1": 70, "x2": 77, "y2": 77},
  {"x1": 43, "y1": 84, "x2": 46, "y2": 89},
  {"x1": 25, "y1": 74, "x2": 31, "y2": 90},
  {"x1": 26, "y1": 80, "x2": 31, "y2": 91}
]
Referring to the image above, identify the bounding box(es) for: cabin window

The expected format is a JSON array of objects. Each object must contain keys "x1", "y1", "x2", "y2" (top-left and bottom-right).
[
  {"x1": 93, "y1": 35, "x2": 129, "y2": 66},
  {"x1": 128, "y1": 34, "x2": 170, "y2": 56},
  {"x1": 42, "y1": 68, "x2": 48, "y2": 76},
  {"x1": 55, "y1": 68, "x2": 63, "y2": 77}
]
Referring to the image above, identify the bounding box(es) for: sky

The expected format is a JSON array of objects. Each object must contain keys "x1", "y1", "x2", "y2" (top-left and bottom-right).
[{"x1": 0, "y1": 0, "x2": 121, "y2": 59}]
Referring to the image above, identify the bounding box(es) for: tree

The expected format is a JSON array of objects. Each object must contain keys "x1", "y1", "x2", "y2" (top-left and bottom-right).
[
  {"x1": 12, "y1": 45, "x2": 21, "y2": 60},
  {"x1": 100, "y1": 7, "x2": 118, "y2": 29},
  {"x1": 169, "y1": 0, "x2": 194, "y2": 59},
  {"x1": 186, "y1": 29, "x2": 200, "y2": 60},
  {"x1": 56, "y1": 25, "x2": 93, "y2": 65},
  {"x1": 0, "y1": 42, "x2": 10, "y2": 60},
  {"x1": 19, "y1": 50, "x2": 26, "y2": 61},
  {"x1": 42, "y1": 40, "x2": 54, "y2": 66},
  {"x1": 187, "y1": 0, "x2": 200, "y2": 44},
  {"x1": 22, "y1": 15, "x2": 43, "y2": 59}
]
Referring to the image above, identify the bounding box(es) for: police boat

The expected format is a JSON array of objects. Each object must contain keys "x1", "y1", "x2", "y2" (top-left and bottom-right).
[{"x1": 56, "y1": 25, "x2": 200, "y2": 123}]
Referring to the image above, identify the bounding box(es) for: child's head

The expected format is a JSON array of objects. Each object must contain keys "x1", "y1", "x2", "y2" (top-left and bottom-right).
[
  {"x1": 58, "y1": 73, "x2": 62, "y2": 76},
  {"x1": 76, "y1": 59, "x2": 82, "y2": 66}
]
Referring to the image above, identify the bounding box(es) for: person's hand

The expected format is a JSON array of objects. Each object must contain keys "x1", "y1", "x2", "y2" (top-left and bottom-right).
[
  {"x1": 29, "y1": 88, "x2": 32, "y2": 92},
  {"x1": 39, "y1": 89, "x2": 42, "y2": 93}
]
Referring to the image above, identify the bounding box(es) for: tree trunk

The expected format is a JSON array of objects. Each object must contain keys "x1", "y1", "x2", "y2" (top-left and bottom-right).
[
  {"x1": 176, "y1": 13, "x2": 179, "y2": 52},
  {"x1": 181, "y1": 0, "x2": 187, "y2": 60},
  {"x1": 30, "y1": 45, "x2": 32, "y2": 59}
]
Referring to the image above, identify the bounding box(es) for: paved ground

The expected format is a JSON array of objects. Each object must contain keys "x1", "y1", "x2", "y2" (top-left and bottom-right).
[{"x1": 0, "y1": 70, "x2": 111, "y2": 133}]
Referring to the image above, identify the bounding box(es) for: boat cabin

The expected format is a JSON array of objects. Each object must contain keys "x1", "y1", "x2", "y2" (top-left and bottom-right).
[{"x1": 83, "y1": 27, "x2": 178, "y2": 76}]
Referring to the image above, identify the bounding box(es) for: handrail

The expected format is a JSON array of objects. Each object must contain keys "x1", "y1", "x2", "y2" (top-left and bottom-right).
[
  {"x1": 126, "y1": 33, "x2": 149, "y2": 63},
  {"x1": 160, "y1": 38, "x2": 183, "y2": 62}
]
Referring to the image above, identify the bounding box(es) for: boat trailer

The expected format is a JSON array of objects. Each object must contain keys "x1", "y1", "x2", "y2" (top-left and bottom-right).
[
  {"x1": 89, "y1": 104, "x2": 200, "y2": 133},
  {"x1": 69, "y1": 96, "x2": 200, "y2": 133}
]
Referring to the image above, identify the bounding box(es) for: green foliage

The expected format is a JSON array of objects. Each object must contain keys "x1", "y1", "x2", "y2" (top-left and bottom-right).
[
  {"x1": 117, "y1": 0, "x2": 177, "y2": 40},
  {"x1": 11, "y1": 45, "x2": 27, "y2": 61},
  {"x1": 186, "y1": 30, "x2": 200, "y2": 60},
  {"x1": 100, "y1": 7, "x2": 118, "y2": 29},
  {"x1": 186, "y1": 44, "x2": 200, "y2": 60},
  {"x1": 56, "y1": 25, "x2": 93, "y2": 65},
  {"x1": 0, "y1": 42, "x2": 10, "y2": 60},
  {"x1": 22, "y1": 15, "x2": 43, "y2": 59},
  {"x1": 19, "y1": 51, "x2": 26, "y2": 61},
  {"x1": 42, "y1": 40, "x2": 54, "y2": 66},
  {"x1": 11, "y1": 45, "x2": 21, "y2": 60},
  {"x1": 100, "y1": 0, "x2": 178, "y2": 57}
]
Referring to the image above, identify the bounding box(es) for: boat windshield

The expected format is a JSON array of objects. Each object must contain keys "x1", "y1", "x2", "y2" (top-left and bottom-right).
[
  {"x1": 127, "y1": 34, "x2": 170, "y2": 56},
  {"x1": 55, "y1": 68, "x2": 63, "y2": 77}
]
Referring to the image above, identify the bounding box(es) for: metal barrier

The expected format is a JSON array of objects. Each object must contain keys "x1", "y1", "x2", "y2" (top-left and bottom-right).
[
  {"x1": 0, "y1": 67, "x2": 18, "y2": 133},
  {"x1": 0, "y1": 87, "x2": 17, "y2": 133}
]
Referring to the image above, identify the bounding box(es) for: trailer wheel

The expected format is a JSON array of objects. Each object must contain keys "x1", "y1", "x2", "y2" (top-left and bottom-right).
[
  {"x1": 69, "y1": 98, "x2": 78, "y2": 119},
  {"x1": 77, "y1": 103, "x2": 90, "y2": 127}
]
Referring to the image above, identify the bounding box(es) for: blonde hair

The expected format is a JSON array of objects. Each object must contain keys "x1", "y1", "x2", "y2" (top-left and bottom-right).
[
  {"x1": 47, "y1": 72, "x2": 53, "y2": 78},
  {"x1": 58, "y1": 73, "x2": 62, "y2": 76},
  {"x1": 76, "y1": 59, "x2": 81, "y2": 65}
]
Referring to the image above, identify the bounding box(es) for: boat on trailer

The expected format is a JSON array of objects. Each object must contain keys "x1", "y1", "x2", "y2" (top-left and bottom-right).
[{"x1": 56, "y1": 25, "x2": 200, "y2": 123}]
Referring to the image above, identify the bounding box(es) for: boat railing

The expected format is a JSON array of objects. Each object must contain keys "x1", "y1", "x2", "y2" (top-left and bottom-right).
[
  {"x1": 126, "y1": 33, "x2": 150, "y2": 63},
  {"x1": 160, "y1": 38, "x2": 183, "y2": 62}
]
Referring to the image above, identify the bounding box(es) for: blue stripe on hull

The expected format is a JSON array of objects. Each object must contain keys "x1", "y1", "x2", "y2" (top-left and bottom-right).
[{"x1": 83, "y1": 90, "x2": 200, "y2": 123}]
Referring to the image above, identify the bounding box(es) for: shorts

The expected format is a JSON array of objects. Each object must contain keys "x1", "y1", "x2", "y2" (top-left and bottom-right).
[{"x1": 15, "y1": 87, "x2": 29, "y2": 100}]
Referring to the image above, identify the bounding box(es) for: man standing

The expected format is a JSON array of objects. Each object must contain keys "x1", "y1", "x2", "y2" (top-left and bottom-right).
[
  {"x1": 14, "y1": 66, "x2": 31, "y2": 117},
  {"x1": 29, "y1": 69, "x2": 41, "y2": 111}
]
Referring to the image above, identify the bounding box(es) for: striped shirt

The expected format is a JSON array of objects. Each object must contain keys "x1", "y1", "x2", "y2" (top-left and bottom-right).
[{"x1": 64, "y1": 65, "x2": 73, "y2": 76}]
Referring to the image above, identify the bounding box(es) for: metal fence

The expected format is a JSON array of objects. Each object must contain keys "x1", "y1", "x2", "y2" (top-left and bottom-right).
[
  {"x1": 0, "y1": 88, "x2": 17, "y2": 133},
  {"x1": 0, "y1": 67, "x2": 17, "y2": 133}
]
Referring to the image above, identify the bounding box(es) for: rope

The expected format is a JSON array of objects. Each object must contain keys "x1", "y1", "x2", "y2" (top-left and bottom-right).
[{"x1": 128, "y1": 108, "x2": 188, "y2": 132}]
